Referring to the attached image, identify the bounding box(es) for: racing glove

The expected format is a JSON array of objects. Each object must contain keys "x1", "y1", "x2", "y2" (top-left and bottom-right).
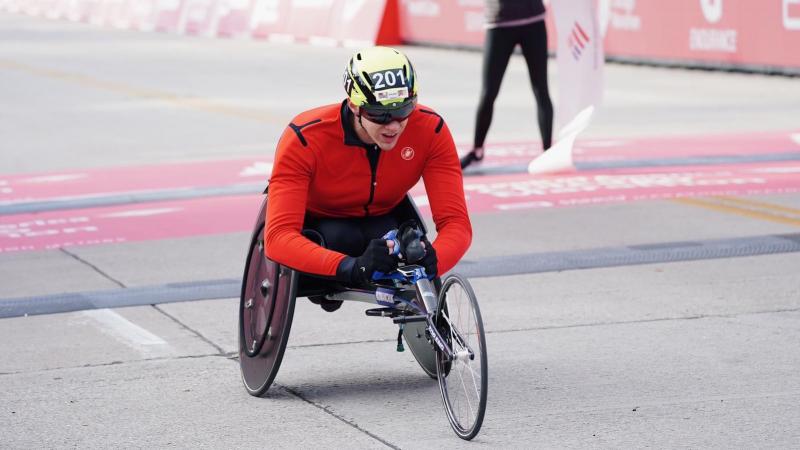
[
  {"x1": 419, "y1": 238, "x2": 438, "y2": 279},
  {"x1": 336, "y1": 239, "x2": 399, "y2": 285}
]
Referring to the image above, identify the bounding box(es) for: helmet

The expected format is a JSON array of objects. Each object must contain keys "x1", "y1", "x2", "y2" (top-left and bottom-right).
[{"x1": 343, "y1": 46, "x2": 418, "y2": 123}]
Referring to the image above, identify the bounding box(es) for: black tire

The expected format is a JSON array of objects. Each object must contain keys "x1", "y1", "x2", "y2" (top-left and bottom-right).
[
  {"x1": 435, "y1": 273, "x2": 488, "y2": 440},
  {"x1": 239, "y1": 221, "x2": 297, "y2": 397}
]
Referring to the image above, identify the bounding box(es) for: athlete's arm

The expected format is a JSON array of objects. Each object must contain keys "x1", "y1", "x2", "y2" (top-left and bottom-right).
[
  {"x1": 264, "y1": 128, "x2": 347, "y2": 277},
  {"x1": 421, "y1": 119, "x2": 472, "y2": 274}
]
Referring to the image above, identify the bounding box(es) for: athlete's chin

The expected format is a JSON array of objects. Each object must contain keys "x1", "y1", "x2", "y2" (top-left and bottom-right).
[{"x1": 376, "y1": 139, "x2": 399, "y2": 151}]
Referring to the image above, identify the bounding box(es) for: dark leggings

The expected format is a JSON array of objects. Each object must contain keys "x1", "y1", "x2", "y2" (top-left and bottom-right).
[
  {"x1": 474, "y1": 20, "x2": 553, "y2": 150},
  {"x1": 304, "y1": 215, "x2": 399, "y2": 257}
]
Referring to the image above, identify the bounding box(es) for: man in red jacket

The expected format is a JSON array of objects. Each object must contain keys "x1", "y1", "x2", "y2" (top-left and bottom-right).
[{"x1": 265, "y1": 46, "x2": 472, "y2": 311}]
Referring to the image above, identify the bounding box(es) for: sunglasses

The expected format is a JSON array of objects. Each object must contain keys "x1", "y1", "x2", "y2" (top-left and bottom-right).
[{"x1": 359, "y1": 98, "x2": 417, "y2": 125}]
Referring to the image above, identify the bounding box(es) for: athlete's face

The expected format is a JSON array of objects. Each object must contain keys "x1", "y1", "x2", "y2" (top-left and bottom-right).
[{"x1": 350, "y1": 104, "x2": 409, "y2": 151}]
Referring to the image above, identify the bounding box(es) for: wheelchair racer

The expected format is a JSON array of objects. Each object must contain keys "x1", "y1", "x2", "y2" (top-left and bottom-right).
[{"x1": 265, "y1": 46, "x2": 471, "y2": 310}]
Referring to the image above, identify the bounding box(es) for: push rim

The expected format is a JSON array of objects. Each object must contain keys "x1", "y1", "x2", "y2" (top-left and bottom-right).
[{"x1": 239, "y1": 225, "x2": 297, "y2": 397}]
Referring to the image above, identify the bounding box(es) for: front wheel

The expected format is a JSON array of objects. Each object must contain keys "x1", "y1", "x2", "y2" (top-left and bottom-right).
[{"x1": 435, "y1": 273, "x2": 488, "y2": 440}]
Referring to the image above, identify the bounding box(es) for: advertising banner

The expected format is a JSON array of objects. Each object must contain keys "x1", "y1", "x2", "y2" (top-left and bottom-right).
[
  {"x1": 396, "y1": 0, "x2": 800, "y2": 72},
  {"x1": 601, "y1": 0, "x2": 800, "y2": 70},
  {"x1": 251, "y1": 0, "x2": 396, "y2": 46},
  {"x1": 398, "y1": 0, "x2": 485, "y2": 47},
  {"x1": 4, "y1": 0, "x2": 797, "y2": 70}
]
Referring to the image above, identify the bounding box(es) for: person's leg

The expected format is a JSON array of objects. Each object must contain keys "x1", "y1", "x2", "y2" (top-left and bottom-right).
[
  {"x1": 301, "y1": 217, "x2": 365, "y2": 312},
  {"x1": 301, "y1": 215, "x2": 400, "y2": 310},
  {"x1": 462, "y1": 27, "x2": 518, "y2": 169},
  {"x1": 519, "y1": 21, "x2": 553, "y2": 150},
  {"x1": 305, "y1": 217, "x2": 365, "y2": 256},
  {"x1": 358, "y1": 214, "x2": 400, "y2": 242}
]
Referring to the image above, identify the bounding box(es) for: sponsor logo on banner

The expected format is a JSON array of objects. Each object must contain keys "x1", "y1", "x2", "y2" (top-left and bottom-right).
[
  {"x1": 700, "y1": 0, "x2": 722, "y2": 23},
  {"x1": 785, "y1": 0, "x2": 800, "y2": 30},
  {"x1": 601, "y1": 0, "x2": 641, "y2": 31},
  {"x1": 690, "y1": 0, "x2": 737, "y2": 52},
  {"x1": 568, "y1": 21, "x2": 591, "y2": 60}
]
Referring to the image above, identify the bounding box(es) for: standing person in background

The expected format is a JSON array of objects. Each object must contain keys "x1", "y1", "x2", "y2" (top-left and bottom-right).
[{"x1": 461, "y1": 0, "x2": 554, "y2": 169}]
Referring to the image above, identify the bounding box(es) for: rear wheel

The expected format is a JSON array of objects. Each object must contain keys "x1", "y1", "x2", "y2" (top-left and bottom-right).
[
  {"x1": 239, "y1": 225, "x2": 297, "y2": 397},
  {"x1": 435, "y1": 273, "x2": 488, "y2": 440}
]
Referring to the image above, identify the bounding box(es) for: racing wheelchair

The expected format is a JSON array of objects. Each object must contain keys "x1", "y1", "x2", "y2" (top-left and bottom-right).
[{"x1": 238, "y1": 192, "x2": 488, "y2": 440}]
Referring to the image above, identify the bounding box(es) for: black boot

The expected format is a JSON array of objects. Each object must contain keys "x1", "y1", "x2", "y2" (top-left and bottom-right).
[
  {"x1": 460, "y1": 147, "x2": 484, "y2": 169},
  {"x1": 308, "y1": 295, "x2": 343, "y2": 312}
]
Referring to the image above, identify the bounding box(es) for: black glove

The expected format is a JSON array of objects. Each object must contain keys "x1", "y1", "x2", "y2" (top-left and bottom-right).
[
  {"x1": 398, "y1": 220, "x2": 425, "y2": 263},
  {"x1": 419, "y1": 238, "x2": 438, "y2": 278},
  {"x1": 337, "y1": 239, "x2": 399, "y2": 285}
]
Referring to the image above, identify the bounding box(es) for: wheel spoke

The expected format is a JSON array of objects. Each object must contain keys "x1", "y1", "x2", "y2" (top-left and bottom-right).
[{"x1": 437, "y1": 274, "x2": 487, "y2": 439}]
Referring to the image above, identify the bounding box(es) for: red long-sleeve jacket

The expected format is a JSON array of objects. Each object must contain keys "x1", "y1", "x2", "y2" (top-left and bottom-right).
[{"x1": 265, "y1": 100, "x2": 471, "y2": 277}]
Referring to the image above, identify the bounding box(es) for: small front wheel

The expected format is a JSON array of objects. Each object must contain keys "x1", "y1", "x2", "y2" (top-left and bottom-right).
[{"x1": 435, "y1": 273, "x2": 488, "y2": 440}]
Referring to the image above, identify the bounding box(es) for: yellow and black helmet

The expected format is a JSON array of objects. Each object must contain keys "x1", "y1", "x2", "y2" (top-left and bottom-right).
[{"x1": 343, "y1": 46, "x2": 418, "y2": 109}]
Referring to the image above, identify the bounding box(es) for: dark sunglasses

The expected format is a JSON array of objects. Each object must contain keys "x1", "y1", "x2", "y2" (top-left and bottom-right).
[{"x1": 360, "y1": 98, "x2": 417, "y2": 125}]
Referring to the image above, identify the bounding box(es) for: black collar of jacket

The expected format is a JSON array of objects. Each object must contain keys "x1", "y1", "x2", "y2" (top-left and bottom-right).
[{"x1": 340, "y1": 100, "x2": 374, "y2": 149}]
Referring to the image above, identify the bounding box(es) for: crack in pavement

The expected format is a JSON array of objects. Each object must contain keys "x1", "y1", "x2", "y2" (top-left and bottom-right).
[
  {"x1": 59, "y1": 247, "x2": 126, "y2": 288},
  {"x1": 152, "y1": 304, "x2": 227, "y2": 355},
  {"x1": 278, "y1": 383, "x2": 401, "y2": 450}
]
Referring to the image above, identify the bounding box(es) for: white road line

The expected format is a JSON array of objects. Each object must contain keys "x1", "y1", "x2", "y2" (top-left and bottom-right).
[
  {"x1": 82, "y1": 309, "x2": 170, "y2": 356},
  {"x1": 20, "y1": 174, "x2": 87, "y2": 184},
  {"x1": 239, "y1": 161, "x2": 272, "y2": 177},
  {"x1": 100, "y1": 207, "x2": 182, "y2": 218},
  {"x1": 751, "y1": 166, "x2": 800, "y2": 174}
]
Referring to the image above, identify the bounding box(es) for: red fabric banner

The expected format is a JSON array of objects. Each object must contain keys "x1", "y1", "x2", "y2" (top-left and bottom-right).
[{"x1": 397, "y1": 0, "x2": 800, "y2": 71}]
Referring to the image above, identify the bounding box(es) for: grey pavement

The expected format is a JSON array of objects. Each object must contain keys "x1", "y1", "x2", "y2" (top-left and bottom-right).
[{"x1": 1, "y1": 12, "x2": 800, "y2": 448}]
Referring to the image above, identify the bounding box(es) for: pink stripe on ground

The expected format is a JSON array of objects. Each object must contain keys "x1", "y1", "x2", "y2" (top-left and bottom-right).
[
  {"x1": 0, "y1": 195, "x2": 262, "y2": 253},
  {"x1": 0, "y1": 158, "x2": 270, "y2": 204},
  {"x1": 459, "y1": 162, "x2": 800, "y2": 213},
  {"x1": 2, "y1": 130, "x2": 797, "y2": 205},
  {"x1": 3, "y1": 162, "x2": 800, "y2": 253}
]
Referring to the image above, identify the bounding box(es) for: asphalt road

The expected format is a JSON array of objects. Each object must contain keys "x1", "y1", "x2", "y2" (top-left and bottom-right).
[{"x1": 1, "y1": 12, "x2": 800, "y2": 448}]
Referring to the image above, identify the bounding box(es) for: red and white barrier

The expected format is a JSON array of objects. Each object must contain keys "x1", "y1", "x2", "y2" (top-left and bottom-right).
[
  {"x1": 2, "y1": 0, "x2": 797, "y2": 71},
  {"x1": 0, "y1": 0, "x2": 400, "y2": 47}
]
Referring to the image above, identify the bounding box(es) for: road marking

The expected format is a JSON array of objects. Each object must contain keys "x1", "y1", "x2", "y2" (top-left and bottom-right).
[
  {"x1": 82, "y1": 309, "x2": 171, "y2": 356},
  {"x1": 100, "y1": 207, "x2": 182, "y2": 218},
  {"x1": 716, "y1": 196, "x2": 800, "y2": 217},
  {"x1": 751, "y1": 166, "x2": 800, "y2": 174},
  {"x1": 0, "y1": 59, "x2": 281, "y2": 124},
  {"x1": 673, "y1": 197, "x2": 800, "y2": 228},
  {"x1": 20, "y1": 174, "x2": 87, "y2": 184}
]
